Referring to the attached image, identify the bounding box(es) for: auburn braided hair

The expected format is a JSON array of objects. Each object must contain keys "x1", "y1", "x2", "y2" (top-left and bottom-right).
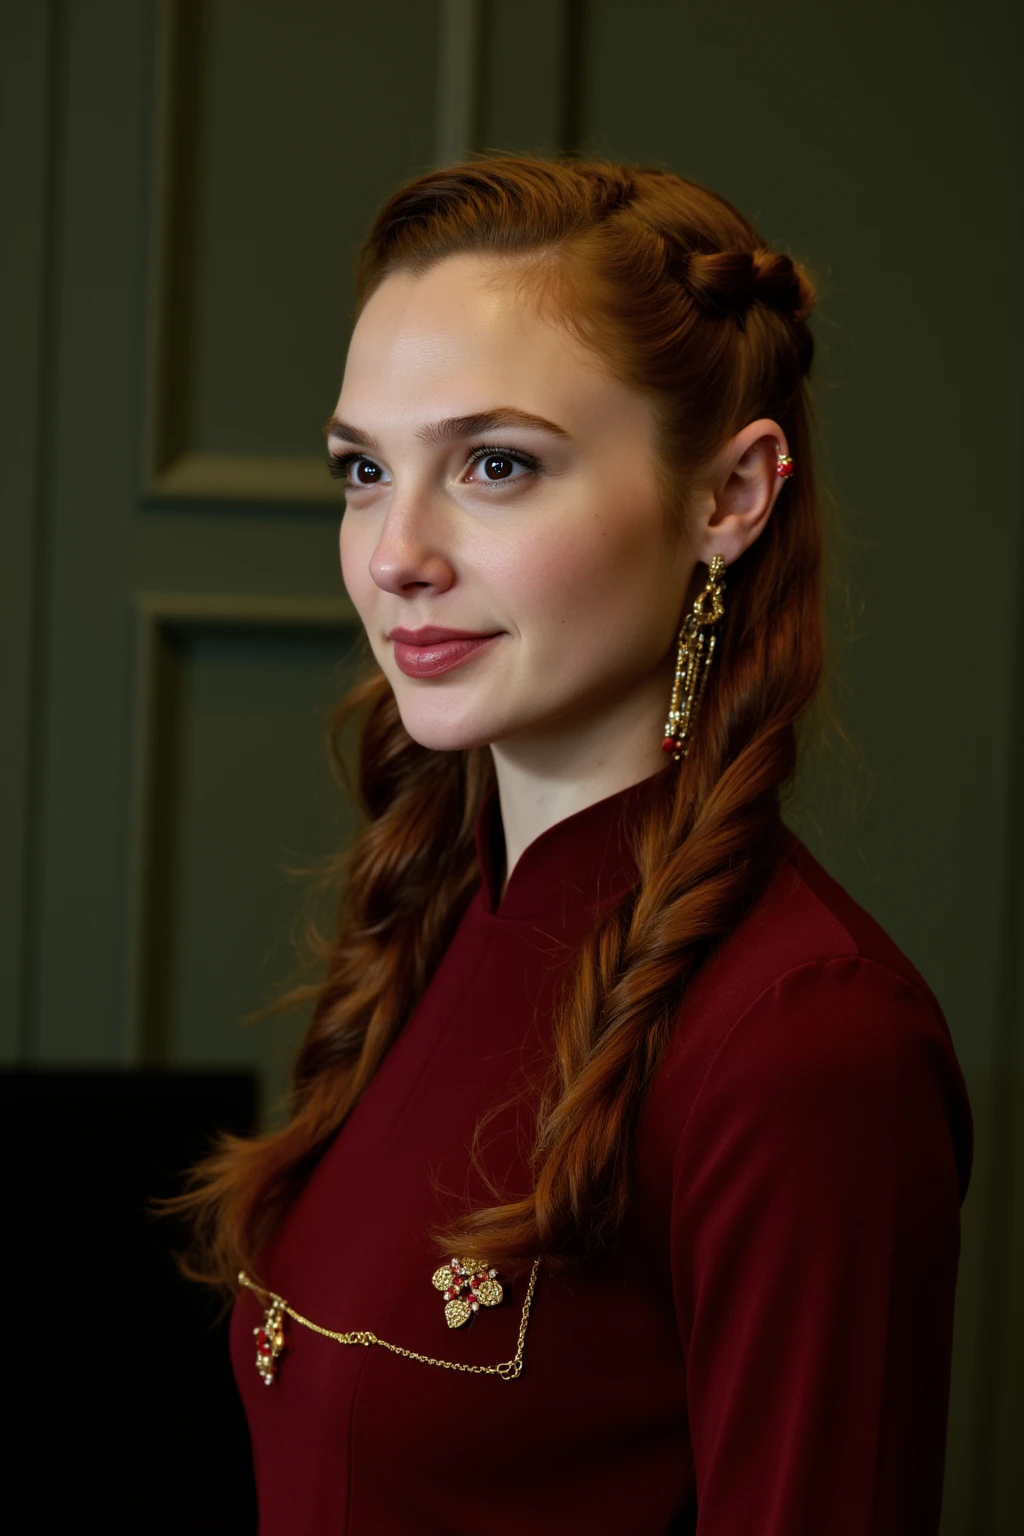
[{"x1": 169, "y1": 152, "x2": 824, "y2": 1287}]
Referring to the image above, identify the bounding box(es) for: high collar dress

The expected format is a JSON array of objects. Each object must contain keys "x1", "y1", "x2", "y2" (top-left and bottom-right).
[{"x1": 230, "y1": 768, "x2": 974, "y2": 1535}]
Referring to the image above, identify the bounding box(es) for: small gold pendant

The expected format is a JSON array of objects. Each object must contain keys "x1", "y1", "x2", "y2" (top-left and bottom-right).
[
  {"x1": 253, "y1": 1295, "x2": 287, "y2": 1385},
  {"x1": 430, "y1": 1256, "x2": 504, "y2": 1328}
]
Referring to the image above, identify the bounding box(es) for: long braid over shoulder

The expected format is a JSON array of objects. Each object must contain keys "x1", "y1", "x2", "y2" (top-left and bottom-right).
[{"x1": 170, "y1": 153, "x2": 823, "y2": 1286}]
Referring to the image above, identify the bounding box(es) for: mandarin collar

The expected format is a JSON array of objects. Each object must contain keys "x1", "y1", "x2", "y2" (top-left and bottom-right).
[{"x1": 472, "y1": 768, "x2": 673, "y2": 922}]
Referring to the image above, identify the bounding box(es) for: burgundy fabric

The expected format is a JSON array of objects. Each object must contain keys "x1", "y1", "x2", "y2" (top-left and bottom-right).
[{"x1": 231, "y1": 769, "x2": 973, "y2": 1534}]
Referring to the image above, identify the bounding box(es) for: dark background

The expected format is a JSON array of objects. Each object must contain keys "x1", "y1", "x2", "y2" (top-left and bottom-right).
[
  {"x1": 2, "y1": 1, "x2": 1022, "y2": 1531},
  {"x1": 5, "y1": 1068, "x2": 258, "y2": 1534}
]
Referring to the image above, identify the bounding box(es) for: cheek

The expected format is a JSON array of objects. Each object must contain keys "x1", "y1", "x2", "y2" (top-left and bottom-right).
[
  {"x1": 338, "y1": 515, "x2": 374, "y2": 612},
  {"x1": 514, "y1": 519, "x2": 664, "y2": 643}
]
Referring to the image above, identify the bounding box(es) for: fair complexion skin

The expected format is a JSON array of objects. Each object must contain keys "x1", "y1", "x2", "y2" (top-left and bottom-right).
[{"x1": 330, "y1": 253, "x2": 788, "y2": 896}]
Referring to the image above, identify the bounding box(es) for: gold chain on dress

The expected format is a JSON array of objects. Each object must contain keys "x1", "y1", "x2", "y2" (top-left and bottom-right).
[{"x1": 238, "y1": 1256, "x2": 542, "y2": 1383}]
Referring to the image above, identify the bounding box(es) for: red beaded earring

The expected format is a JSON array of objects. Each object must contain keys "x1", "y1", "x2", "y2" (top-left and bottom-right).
[{"x1": 776, "y1": 446, "x2": 795, "y2": 479}]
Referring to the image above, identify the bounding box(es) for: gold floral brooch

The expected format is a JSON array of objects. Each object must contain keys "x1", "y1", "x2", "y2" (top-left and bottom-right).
[{"x1": 430, "y1": 1256, "x2": 504, "y2": 1328}]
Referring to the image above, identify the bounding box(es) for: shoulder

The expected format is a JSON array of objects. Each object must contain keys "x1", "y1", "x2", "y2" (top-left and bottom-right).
[
  {"x1": 683, "y1": 826, "x2": 946, "y2": 1026},
  {"x1": 634, "y1": 830, "x2": 974, "y2": 1215}
]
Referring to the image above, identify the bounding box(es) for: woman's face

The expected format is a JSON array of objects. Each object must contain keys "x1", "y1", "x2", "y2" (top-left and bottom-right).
[{"x1": 332, "y1": 253, "x2": 695, "y2": 759}]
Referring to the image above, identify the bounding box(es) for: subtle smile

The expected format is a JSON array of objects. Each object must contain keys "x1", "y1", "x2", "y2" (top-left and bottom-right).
[{"x1": 389, "y1": 628, "x2": 503, "y2": 679}]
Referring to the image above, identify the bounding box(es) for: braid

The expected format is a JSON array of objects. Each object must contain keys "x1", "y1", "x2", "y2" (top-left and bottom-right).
[
  {"x1": 530, "y1": 739, "x2": 790, "y2": 1257},
  {"x1": 589, "y1": 167, "x2": 640, "y2": 217}
]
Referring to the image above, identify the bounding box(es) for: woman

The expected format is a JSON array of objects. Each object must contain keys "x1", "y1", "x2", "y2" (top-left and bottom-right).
[{"x1": 178, "y1": 154, "x2": 973, "y2": 1534}]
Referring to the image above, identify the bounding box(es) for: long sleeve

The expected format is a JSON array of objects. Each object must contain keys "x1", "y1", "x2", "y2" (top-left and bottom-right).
[{"x1": 670, "y1": 955, "x2": 969, "y2": 1535}]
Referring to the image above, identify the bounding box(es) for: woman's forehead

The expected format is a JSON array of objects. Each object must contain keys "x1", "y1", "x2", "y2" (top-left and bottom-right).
[
  {"x1": 340, "y1": 259, "x2": 650, "y2": 446},
  {"x1": 348, "y1": 259, "x2": 576, "y2": 377}
]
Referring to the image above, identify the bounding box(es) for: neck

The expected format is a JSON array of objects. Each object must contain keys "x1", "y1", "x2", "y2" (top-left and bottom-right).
[{"x1": 488, "y1": 676, "x2": 671, "y2": 898}]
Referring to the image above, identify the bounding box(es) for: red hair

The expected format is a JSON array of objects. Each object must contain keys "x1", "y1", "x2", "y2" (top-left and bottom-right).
[{"x1": 169, "y1": 152, "x2": 823, "y2": 1287}]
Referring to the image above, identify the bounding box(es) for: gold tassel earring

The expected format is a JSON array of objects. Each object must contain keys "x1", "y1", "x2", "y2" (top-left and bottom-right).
[{"x1": 661, "y1": 555, "x2": 727, "y2": 764}]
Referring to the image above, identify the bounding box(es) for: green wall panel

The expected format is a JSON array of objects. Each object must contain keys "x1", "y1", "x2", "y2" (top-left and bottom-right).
[
  {"x1": 186, "y1": 0, "x2": 440, "y2": 458},
  {"x1": 143, "y1": 620, "x2": 362, "y2": 1116}
]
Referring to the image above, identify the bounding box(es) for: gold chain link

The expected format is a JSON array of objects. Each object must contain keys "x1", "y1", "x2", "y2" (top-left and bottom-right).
[{"x1": 238, "y1": 1256, "x2": 542, "y2": 1381}]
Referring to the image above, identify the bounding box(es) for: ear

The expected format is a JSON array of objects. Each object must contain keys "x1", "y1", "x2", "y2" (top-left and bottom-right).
[{"x1": 690, "y1": 418, "x2": 791, "y2": 567}]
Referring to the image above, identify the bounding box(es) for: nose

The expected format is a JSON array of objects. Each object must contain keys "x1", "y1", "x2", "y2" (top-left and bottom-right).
[{"x1": 367, "y1": 496, "x2": 457, "y2": 596}]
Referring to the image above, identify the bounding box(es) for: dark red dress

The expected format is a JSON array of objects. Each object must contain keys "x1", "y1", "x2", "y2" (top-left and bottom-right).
[{"x1": 230, "y1": 769, "x2": 973, "y2": 1534}]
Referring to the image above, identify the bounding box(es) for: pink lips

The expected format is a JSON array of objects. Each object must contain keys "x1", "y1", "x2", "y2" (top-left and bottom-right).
[{"x1": 388, "y1": 626, "x2": 502, "y2": 679}]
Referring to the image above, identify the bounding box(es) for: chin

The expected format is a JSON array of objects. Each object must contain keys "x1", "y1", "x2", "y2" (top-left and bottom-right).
[{"x1": 393, "y1": 703, "x2": 500, "y2": 755}]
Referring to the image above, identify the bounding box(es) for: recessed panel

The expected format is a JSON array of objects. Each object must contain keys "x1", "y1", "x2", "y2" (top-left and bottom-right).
[
  {"x1": 153, "y1": 621, "x2": 366, "y2": 1118},
  {"x1": 183, "y1": 0, "x2": 439, "y2": 458}
]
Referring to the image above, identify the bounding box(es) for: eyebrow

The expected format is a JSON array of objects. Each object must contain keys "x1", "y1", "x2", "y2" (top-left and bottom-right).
[{"x1": 322, "y1": 407, "x2": 571, "y2": 452}]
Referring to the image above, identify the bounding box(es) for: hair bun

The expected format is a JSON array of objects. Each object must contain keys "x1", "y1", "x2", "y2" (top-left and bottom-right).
[
  {"x1": 750, "y1": 249, "x2": 811, "y2": 321},
  {"x1": 680, "y1": 247, "x2": 812, "y2": 324}
]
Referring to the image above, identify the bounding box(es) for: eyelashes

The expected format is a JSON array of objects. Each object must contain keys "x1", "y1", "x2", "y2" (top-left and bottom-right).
[
  {"x1": 326, "y1": 450, "x2": 363, "y2": 482},
  {"x1": 326, "y1": 443, "x2": 541, "y2": 490}
]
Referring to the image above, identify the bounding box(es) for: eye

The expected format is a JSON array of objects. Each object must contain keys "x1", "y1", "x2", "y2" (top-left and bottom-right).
[
  {"x1": 326, "y1": 443, "x2": 541, "y2": 491},
  {"x1": 327, "y1": 450, "x2": 383, "y2": 487},
  {"x1": 463, "y1": 445, "x2": 540, "y2": 485}
]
